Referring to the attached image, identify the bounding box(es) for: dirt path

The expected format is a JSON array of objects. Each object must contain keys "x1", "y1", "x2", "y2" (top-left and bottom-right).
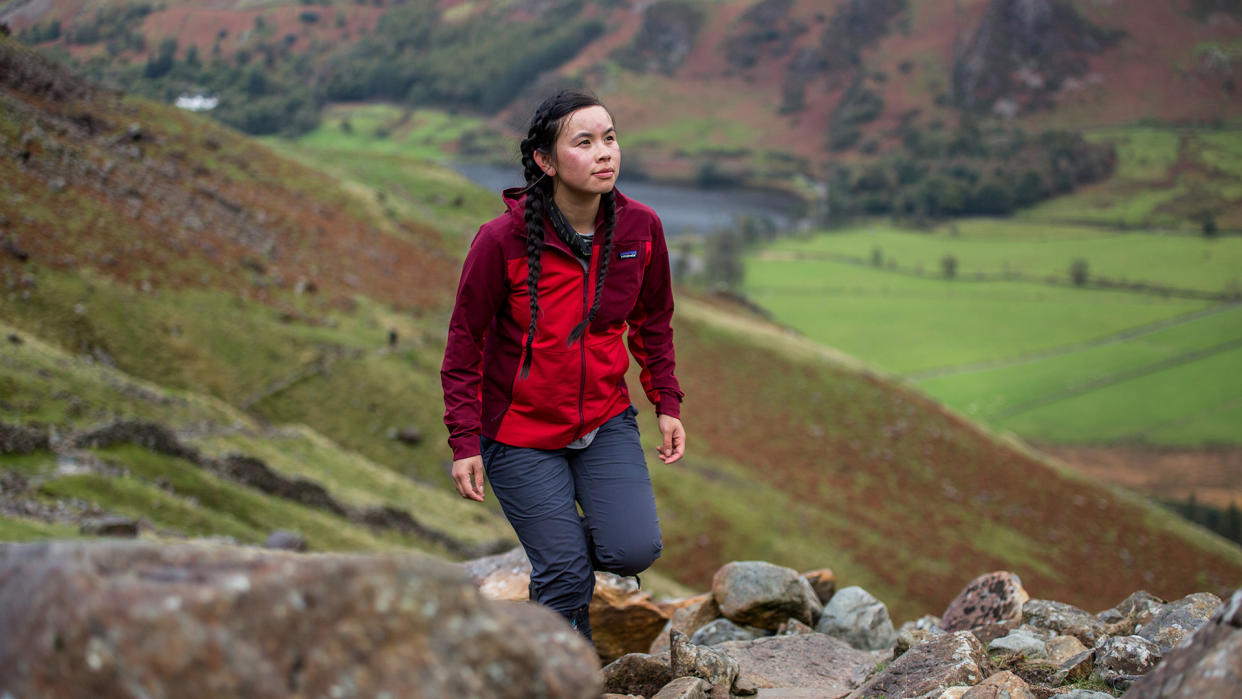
[{"x1": 1043, "y1": 444, "x2": 1242, "y2": 508}]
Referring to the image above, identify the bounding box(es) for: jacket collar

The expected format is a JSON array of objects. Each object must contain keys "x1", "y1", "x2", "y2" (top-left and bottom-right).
[{"x1": 502, "y1": 187, "x2": 631, "y2": 249}]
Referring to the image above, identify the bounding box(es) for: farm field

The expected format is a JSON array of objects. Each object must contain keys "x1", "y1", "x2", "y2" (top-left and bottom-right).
[
  {"x1": 767, "y1": 219, "x2": 1242, "y2": 295},
  {"x1": 743, "y1": 223, "x2": 1242, "y2": 448}
]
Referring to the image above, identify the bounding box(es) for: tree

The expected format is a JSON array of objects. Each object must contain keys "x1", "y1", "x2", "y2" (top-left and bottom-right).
[
  {"x1": 1202, "y1": 215, "x2": 1218, "y2": 238},
  {"x1": 1070, "y1": 258, "x2": 1089, "y2": 286},
  {"x1": 705, "y1": 230, "x2": 745, "y2": 289},
  {"x1": 941, "y1": 254, "x2": 958, "y2": 279},
  {"x1": 143, "y1": 37, "x2": 178, "y2": 79}
]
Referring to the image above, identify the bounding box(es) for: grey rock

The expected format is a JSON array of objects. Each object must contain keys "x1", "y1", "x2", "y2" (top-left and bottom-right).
[
  {"x1": 652, "y1": 677, "x2": 712, "y2": 699},
  {"x1": 602, "y1": 652, "x2": 674, "y2": 698},
  {"x1": 671, "y1": 630, "x2": 740, "y2": 690},
  {"x1": 0, "y1": 540, "x2": 601, "y2": 699},
  {"x1": 650, "y1": 593, "x2": 720, "y2": 655},
  {"x1": 1125, "y1": 589, "x2": 1242, "y2": 699},
  {"x1": 775, "y1": 618, "x2": 815, "y2": 636},
  {"x1": 79, "y1": 516, "x2": 140, "y2": 537},
  {"x1": 691, "y1": 618, "x2": 766, "y2": 646},
  {"x1": 1097, "y1": 590, "x2": 1164, "y2": 629},
  {"x1": 815, "y1": 585, "x2": 897, "y2": 650},
  {"x1": 1135, "y1": 591, "x2": 1222, "y2": 652},
  {"x1": 392, "y1": 426, "x2": 422, "y2": 446},
  {"x1": 987, "y1": 628, "x2": 1047, "y2": 659},
  {"x1": 0, "y1": 421, "x2": 50, "y2": 454},
  {"x1": 848, "y1": 631, "x2": 991, "y2": 699},
  {"x1": 712, "y1": 561, "x2": 823, "y2": 630},
  {"x1": 1045, "y1": 634, "x2": 1088, "y2": 666},
  {"x1": 1056, "y1": 692, "x2": 1114, "y2": 699},
  {"x1": 896, "y1": 615, "x2": 944, "y2": 656},
  {"x1": 1093, "y1": 634, "x2": 1162, "y2": 689},
  {"x1": 941, "y1": 572, "x2": 1028, "y2": 634},
  {"x1": 1021, "y1": 599, "x2": 1105, "y2": 645},
  {"x1": 959, "y1": 670, "x2": 1035, "y2": 699},
  {"x1": 716, "y1": 632, "x2": 881, "y2": 695},
  {"x1": 262, "y1": 530, "x2": 307, "y2": 552},
  {"x1": 1054, "y1": 649, "x2": 1094, "y2": 684}
]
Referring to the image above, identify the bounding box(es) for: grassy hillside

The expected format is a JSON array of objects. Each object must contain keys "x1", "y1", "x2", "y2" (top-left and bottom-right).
[{"x1": 3, "y1": 35, "x2": 1241, "y2": 622}]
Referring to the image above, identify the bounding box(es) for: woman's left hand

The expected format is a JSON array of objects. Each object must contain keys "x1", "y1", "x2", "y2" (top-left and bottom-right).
[{"x1": 656, "y1": 415, "x2": 685, "y2": 464}]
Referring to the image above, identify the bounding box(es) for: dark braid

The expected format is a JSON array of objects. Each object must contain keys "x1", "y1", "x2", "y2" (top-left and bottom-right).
[
  {"x1": 515, "y1": 88, "x2": 614, "y2": 378},
  {"x1": 519, "y1": 134, "x2": 551, "y2": 378},
  {"x1": 567, "y1": 190, "x2": 616, "y2": 343}
]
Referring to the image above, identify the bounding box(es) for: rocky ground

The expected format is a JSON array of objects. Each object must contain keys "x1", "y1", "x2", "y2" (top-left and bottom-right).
[
  {"x1": 2, "y1": 538, "x2": 1233, "y2": 698},
  {"x1": 465, "y1": 550, "x2": 1240, "y2": 699}
]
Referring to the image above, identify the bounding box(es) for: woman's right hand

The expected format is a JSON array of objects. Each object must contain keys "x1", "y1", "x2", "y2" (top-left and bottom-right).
[{"x1": 452, "y1": 456, "x2": 486, "y2": 502}]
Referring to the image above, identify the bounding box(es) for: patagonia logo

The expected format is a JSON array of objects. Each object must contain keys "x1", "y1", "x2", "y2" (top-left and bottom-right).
[{"x1": 619, "y1": 250, "x2": 639, "y2": 259}]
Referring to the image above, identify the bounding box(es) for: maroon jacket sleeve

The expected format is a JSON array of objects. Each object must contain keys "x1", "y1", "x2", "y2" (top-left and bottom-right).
[
  {"x1": 626, "y1": 216, "x2": 684, "y2": 418},
  {"x1": 441, "y1": 227, "x2": 508, "y2": 460}
]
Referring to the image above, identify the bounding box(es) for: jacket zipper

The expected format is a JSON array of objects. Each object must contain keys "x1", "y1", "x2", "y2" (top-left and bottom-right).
[{"x1": 578, "y1": 257, "x2": 589, "y2": 437}]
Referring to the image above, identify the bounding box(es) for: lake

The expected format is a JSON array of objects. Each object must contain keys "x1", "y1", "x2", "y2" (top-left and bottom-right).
[{"x1": 450, "y1": 162, "x2": 805, "y2": 236}]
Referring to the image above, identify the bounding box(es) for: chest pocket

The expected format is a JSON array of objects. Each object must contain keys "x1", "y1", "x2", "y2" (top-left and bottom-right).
[{"x1": 595, "y1": 241, "x2": 650, "y2": 327}]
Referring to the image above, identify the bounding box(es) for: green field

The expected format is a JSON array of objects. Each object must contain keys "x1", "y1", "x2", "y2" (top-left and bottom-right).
[{"x1": 744, "y1": 223, "x2": 1242, "y2": 445}]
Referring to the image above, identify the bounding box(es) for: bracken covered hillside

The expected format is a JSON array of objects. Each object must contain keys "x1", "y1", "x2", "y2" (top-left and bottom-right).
[
  {"x1": 5, "y1": 0, "x2": 1239, "y2": 177},
  {"x1": 2, "y1": 36, "x2": 1241, "y2": 621}
]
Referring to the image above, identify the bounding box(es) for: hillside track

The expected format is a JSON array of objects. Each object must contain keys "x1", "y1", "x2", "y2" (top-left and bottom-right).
[
  {"x1": 989, "y1": 336, "x2": 1242, "y2": 421},
  {"x1": 905, "y1": 302, "x2": 1242, "y2": 380}
]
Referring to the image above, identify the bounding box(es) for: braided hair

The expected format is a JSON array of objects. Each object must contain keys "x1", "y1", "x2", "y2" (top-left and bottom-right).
[{"x1": 517, "y1": 90, "x2": 618, "y2": 378}]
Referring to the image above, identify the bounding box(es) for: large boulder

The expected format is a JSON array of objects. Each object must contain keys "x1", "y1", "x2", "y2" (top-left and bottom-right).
[
  {"x1": 1135, "y1": 591, "x2": 1222, "y2": 652},
  {"x1": 1125, "y1": 589, "x2": 1242, "y2": 698},
  {"x1": 0, "y1": 540, "x2": 601, "y2": 698},
  {"x1": 715, "y1": 632, "x2": 881, "y2": 697},
  {"x1": 1021, "y1": 599, "x2": 1105, "y2": 646},
  {"x1": 712, "y1": 561, "x2": 822, "y2": 631},
  {"x1": 848, "y1": 631, "x2": 991, "y2": 699},
  {"x1": 815, "y1": 585, "x2": 897, "y2": 650},
  {"x1": 940, "y1": 572, "x2": 1027, "y2": 636}
]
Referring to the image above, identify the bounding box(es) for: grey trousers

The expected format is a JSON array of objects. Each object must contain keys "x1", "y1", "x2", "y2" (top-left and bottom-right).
[{"x1": 481, "y1": 405, "x2": 663, "y2": 614}]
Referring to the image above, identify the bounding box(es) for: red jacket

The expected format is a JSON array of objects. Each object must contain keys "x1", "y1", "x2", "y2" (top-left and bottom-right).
[{"x1": 441, "y1": 188, "x2": 683, "y2": 461}]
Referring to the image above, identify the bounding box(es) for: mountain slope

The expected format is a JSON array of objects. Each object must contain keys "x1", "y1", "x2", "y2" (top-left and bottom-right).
[
  {"x1": 7, "y1": 0, "x2": 1239, "y2": 163},
  {"x1": 2, "y1": 35, "x2": 1240, "y2": 621}
]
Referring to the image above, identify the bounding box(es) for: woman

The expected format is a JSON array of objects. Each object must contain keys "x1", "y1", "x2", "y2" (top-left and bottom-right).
[{"x1": 441, "y1": 90, "x2": 685, "y2": 642}]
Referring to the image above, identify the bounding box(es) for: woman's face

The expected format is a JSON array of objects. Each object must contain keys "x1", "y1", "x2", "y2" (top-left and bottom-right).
[{"x1": 539, "y1": 105, "x2": 620, "y2": 202}]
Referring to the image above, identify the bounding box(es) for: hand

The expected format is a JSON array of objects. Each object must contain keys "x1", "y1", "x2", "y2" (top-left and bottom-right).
[
  {"x1": 656, "y1": 415, "x2": 685, "y2": 464},
  {"x1": 452, "y1": 456, "x2": 486, "y2": 502}
]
